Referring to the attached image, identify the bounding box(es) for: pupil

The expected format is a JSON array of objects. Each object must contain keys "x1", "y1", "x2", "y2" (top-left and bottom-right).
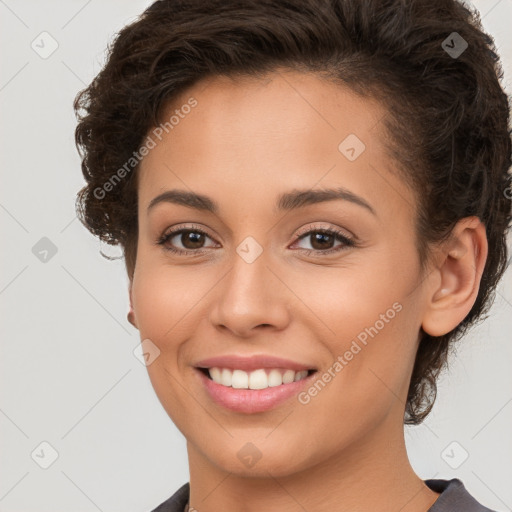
[
  {"x1": 183, "y1": 231, "x2": 204, "y2": 249},
  {"x1": 311, "y1": 233, "x2": 333, "y2": 250}
]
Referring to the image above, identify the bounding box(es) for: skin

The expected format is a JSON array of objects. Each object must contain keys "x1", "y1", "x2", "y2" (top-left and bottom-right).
[{"x1": 127, "y1": 69, "x2": 488, "y2": 512}]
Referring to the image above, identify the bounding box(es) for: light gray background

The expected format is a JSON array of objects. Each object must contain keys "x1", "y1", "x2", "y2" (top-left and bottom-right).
[{"x1": 1, "y1": 1, "x2": 511, "y2": 511}]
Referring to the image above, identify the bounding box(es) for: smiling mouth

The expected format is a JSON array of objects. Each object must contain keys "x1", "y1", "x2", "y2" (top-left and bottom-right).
[{"x1": 197, "y1": 367, "x2": 317, "y2": 390}]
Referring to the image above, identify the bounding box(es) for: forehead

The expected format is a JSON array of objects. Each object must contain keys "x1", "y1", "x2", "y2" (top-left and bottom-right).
[{"x1": 137, "y1": 69, "x2": 415, "y2": 222}]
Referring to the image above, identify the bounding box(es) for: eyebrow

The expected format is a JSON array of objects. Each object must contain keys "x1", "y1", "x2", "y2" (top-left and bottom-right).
[{"x1": 147, "y1": 187, "x2": 376, "y2": 216}]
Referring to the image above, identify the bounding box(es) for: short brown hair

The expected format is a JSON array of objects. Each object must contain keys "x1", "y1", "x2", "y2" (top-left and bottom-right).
[{"x1": 74, "y1": 0, "x2": 512, "y2": 424}]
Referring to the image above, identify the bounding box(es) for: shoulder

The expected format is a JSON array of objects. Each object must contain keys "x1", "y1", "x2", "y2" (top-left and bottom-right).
[
  {"x1": 149, "y1": 482, "x2": 190, "y2": 512},
  {"x1": 425, "y1": 478, "x2": 497, "y2": 512},
  {"x1": 148, "y1": 479, "x2": 497, "y2": 512}
]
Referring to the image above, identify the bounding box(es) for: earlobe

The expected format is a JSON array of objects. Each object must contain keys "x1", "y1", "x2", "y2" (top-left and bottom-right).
[
  {"x1": 421, "y1": 216, "x2": 488, "y2": 337},
  {"x1": 127, "y1": 307, "x2": 137, "y2": 328},
  {"x1": 127, "y1": 282, "x2": 138, "y2": 329}
]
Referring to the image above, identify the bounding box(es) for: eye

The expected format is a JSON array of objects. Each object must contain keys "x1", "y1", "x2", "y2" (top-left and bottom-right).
[
  {"x1": 156, "y1": 224, "x2": 218, "y2": 255},
  {"x1": 291, "y1": 225, "x2": 356, "y2": 255},
  {"x1": 155, "y1": 223, "x2": 357, "y2": 257}
]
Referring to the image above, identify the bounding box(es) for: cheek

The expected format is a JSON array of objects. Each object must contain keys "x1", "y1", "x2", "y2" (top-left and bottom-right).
[
  {"x1": 290, "y1": 252, "x2": 420, "y2": 403},
  {"x1": 288, "y1": 253, "x2": 405, "y2": 339},
  {"x1": 349, "y1": 303, "x2": 419, "y2": 414},
  {"x1": 131, "y1": 258, "x2": 209, "y2": 341},
  {"x1": 130, "y1": 263, "x2": 203, "y2": 429}
]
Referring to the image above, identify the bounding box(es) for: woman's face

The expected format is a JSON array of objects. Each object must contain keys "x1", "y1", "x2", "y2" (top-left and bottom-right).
[{"x1": 130, "y1": 69, "x2": 431, "y2": 476}]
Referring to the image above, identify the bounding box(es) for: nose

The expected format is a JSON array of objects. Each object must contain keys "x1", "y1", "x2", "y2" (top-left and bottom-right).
[{"x1": 209, "y1": 249, "x2": 291, "y2": 338}]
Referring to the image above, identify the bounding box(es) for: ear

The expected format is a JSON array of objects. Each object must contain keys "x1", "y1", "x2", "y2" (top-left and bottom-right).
[
  {"x1": 421, "y1": 216, "x2": 488, "y2": 337},
  {"x1": 127, "y1": 281, "x2": 138, "y2": 329}
]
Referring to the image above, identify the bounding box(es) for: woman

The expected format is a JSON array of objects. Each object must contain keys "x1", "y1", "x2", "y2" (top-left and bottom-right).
[{"x1": 74, "y1": 0, "x2": 511, "y2": 510}]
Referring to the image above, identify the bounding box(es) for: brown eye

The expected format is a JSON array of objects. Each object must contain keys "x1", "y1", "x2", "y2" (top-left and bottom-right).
[
  {"x1": 156, "y1": 226, "x2": 218, "y2": 255},
  {"x1": 175, "y1": 230, "x2": 206, "y2": 249},
  {"x1": 293, "y1": 228, "x2": 356, "y2": 255},
  {"x1": 308, "y1": 232, "x2": 336, "y2": 250}
]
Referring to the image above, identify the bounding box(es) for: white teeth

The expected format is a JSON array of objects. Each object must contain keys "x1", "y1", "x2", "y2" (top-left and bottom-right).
[
  {"x1": 248, "y1": 369, "x2": 267, "y2": 390},
  {"x1": 267, "y1": 369, "x2": 283, "y2": 387},
  {"x1": 209, "y1": 367, "x2": 222, "y2": 383},
  {"x1": 283, "y1": 369, "x2": 295, "y2": 384},
  {"x1": 232, "y1": 369, "x2": 249, "y2": 389},
  {"x1": 220, "y1": 368, "x2": 232, "y2": 387},
  {"x1": 206, "y1": 367, "x2": 309, "y2": 389}
]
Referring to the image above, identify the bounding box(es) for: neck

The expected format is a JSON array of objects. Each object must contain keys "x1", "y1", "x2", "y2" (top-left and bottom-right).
[{"x1": 186, "y1": 411, "x2": 440, "y2": 512}]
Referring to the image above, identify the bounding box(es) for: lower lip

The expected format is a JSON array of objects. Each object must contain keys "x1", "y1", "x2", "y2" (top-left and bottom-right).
[{"x1": 195, "y1": 368, "x2": 316, "y2": 414}]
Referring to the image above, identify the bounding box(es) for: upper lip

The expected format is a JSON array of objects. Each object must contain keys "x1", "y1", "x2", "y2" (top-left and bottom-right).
[{"x1": 194, "y1": 355, "x2": 317, "y2": 372}]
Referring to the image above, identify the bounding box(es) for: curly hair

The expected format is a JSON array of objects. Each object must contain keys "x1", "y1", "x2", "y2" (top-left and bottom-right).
[{"x1": 73, "y1": 0, "x2": 512, "y2": 424}]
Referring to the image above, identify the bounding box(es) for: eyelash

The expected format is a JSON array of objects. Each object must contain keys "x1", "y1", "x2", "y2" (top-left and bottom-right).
[{"x1": 155, "y1": 224, "x2": 357, "y2": 257}]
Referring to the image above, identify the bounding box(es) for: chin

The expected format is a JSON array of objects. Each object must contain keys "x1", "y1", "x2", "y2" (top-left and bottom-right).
[{"x1": 195, "y1": 437, "x2": 317, "y2": 479}]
